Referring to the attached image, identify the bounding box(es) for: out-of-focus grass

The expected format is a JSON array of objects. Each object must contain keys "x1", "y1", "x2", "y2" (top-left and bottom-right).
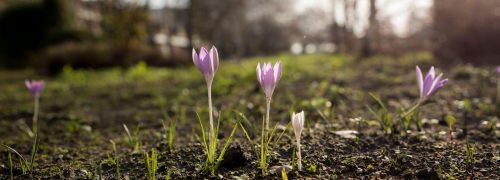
[
  {"x1": 0, "y1": 54, "x2": 346, "y2": 130},
  {"x1": 1, "y1": 51, "x2": 497, "y2": 145}
]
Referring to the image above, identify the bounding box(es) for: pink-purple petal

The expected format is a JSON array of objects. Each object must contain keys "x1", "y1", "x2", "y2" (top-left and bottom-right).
[
  {"x1": 256, "y1": 61, "x2": 282, "y2": 99},
  {"x1": 273, "y1": 61, "x2": 282, "y2": 83},
  {"x1": 210, "y1": 46, "x2": 219, "y2": 72},
  {"x1": 257, "y1": 63, "x2": 262, "y2": 84},
  {"x1": 192, "y1": 49, "x2": 200, "y2": 66},
  {"x1": 426, "y1": 73, "x2": 443, "y2": 96},
  {"x1": 25, "y1": 80, "x2": 45, "y2": 97},
  {"x1": 416, "y1": 66, "x2": 424, "y2": 98}
]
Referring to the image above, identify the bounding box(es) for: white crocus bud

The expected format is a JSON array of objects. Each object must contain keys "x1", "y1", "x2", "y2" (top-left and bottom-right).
[{"x1": 292, "y1": 111, "x2": 305, "y2": 170}]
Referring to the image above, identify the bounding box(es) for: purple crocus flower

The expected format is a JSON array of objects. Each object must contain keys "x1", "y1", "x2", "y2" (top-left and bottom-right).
[
  {"x1": 192, "y1": 46, "x2": 219, "y2": 85},
  {"x1": 25, "y1": 80, "x2": 45, "y2": 98},
  {"x1": 257, "y1": 61, "x2": 282, "y2": 99},
  {"x1": 416, "y1": 66, "x2": 448, "y2": 103},
  {"x1": 496, "y1": 66, "x2": 500, "y2": 76}
]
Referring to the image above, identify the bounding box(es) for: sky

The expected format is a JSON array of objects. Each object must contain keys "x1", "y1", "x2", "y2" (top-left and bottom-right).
[{"x1": 147, "y1": 0, "x2": 433, "y2": 37}]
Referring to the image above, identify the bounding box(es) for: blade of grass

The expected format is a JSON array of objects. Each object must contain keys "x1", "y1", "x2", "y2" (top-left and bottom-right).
[
  {"x1": 281, "y1": 167, "x2": 289, "y2": 180},
  {"x1": 2, "y1": 145, "x2": 28, "y2": 166},
  {"x1": 212, "y1": 111, "x2": 223, "y2": 162},
  {"x1": 266, "y1": 122, "x2": 280, "y2": 147},
  {"x1": 8, "y1": 151, "x2": 13, "y2": 180},
  {"x1": 234, "y1": 110, "x2": 257, "y2": 135},
  {"x1": 144, "y1": 151, "x2": 150, "y2": 179},
  {"x1": 316, "y1": 109, "x2": 329, "y2": 123},
  {"x1": 366, "y1": 105, "x2": 380, "y2": 121},
  {"x1": 216, "y1": 122, "x2": 239, "y2": 167},
  {"x1": 260, "y1": 115, "x2": 266, "y2": 173},
  {"x1": 237, "y1": 120, "x2": 259, "y2": 159},
  {"x1": 29, "y1": 134, "x2": 40, "y2": 172},
  {"x1": 152, "y1": 149, "x2": 157, "y2": 180},
  {"x1": 196, "y1": 112, "x2": 210, "y2": 162},
  {"x1": 273, "y1": 122, "x2": 291, "y2": 146},
  {"x1": 368, "y1": 92, "x2": 388, "y2": 110},
  {"x1": 123, "y1": 124, "x2": 132, "y2": 143},
  {"x1": 168, "y1": 119, "x2": 176, "y2": 151}
]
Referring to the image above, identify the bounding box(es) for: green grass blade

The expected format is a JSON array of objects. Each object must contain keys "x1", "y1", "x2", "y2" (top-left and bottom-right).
[
  {"x1": 235, "y1": 110, "x2": 258, "y2": 134},
  {"x1": 152, "y1": 149, "x2": 157, "y2": 180},
  {"x1": 196, "y1": 112, "x2": 210, "y2": 161},
  {"x1": 216, "y1": 122, "x2": 239, "y2": 166},
  {"x1": 144, "y1": 151, "x2": 151, "y2": 179},
  {"x1": 123, "y1": 124, "x2": 132, "y2": 143},
  {"x1": 168, "y1": 119, "x2": 176, "y2": 151},
  {"x1": 29, "y1": 134, "x2": 40, "y2": 171},
  {"x1": 260, "y1": 115, "x2": 266, "y2": 172},
  {"x1": 266, "y1": 122, "x2": 280, "y2": 147},
  {"x1": 212, "y1": 111, "x2": 222, "y2": 162},
  {"x1": 281, "y1": 167, "x2": 289, "y2": 180},
  {"x1": 8, "y1": 151, "x2": 13, "y2": 180},
  {"x1": 166, "y1": 169, "x2": 172, "y2": 180},
  {"x1": 368, "y1": 92, "x2": 388, "y2": 111},
  {"x1": 238, "y1": 121, "x2": 259, "y2": 159},
  {"x1": 366, "y1": 105, "x2": 380, "y2": 121},
  {"x1": 2, "y1": 145, "x2": 28, "y2": 166},
  {"x1": 273, "y1": 122, "x2": 291, "y2": 146}
]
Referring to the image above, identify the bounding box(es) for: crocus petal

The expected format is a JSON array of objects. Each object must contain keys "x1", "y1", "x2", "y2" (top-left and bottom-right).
[
  {"x1": 192, "y1": 48, "x2": 201, "y2": 67},
  {"x1": 257, "y1": 61, "x2": 282, "y2": 99},
  {"x1": 263, "y1": 65, "x2": 275, "y2": 97},
  {"x1": 257, "y1": 63, "x2": 262, "y2": 84},
  {"x1": 210, "y1": 46, "x2": 219, "y2": 73},
  {"x1": 199, "y1": 47, "x2": 212, "y2": 74},
  {"x1": 199, "y1": 47, "x2": 209, "y2": 62},
  {"x1": 25, "y1": 80, "x2": 32, "y2": 89},
  {"x1": 273, "y1": 61, "x2": 282, "y2": 83},
  {"x1": 429, "y1": 78, "x2": 448, "y2": 96},
  {"x1": 416, "y1": 66, "x2": 447, "y2": 103},
  {"x1": 25, "y1": 80, "x2": 45, "y2": 97},
  {"x1": 416, "y1": 66, "x2": 424, "y2": 98},
  {"x1": 428, "y1": 66, "x2": 435, "y2": 78},
  {"x1": 422, "y1": 67, "x2": 435, "y2": 96},
  {"x1": 292, "y1": 111, "x2": 305, "y2": 138},
  {"x1": 427, "y1": 73, "x2": 443, "y2": 96}
]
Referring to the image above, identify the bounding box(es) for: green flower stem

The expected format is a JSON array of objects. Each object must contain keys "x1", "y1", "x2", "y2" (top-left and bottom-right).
[
  {"x1": 32, "y1": 97, "x2": 39, "y2": 134},
  {"x1": 265, "y1": 98, "x2": 271, "y2": 143},
  {"x1": 296, "y1": 138, "x2": 302, "y2": 171},
  {"x1": 401, "y1": 102, "x2": 421, "y2": 119},
  {"x1": 207, "y1": 84, "x2": 215, "y2": 163}
]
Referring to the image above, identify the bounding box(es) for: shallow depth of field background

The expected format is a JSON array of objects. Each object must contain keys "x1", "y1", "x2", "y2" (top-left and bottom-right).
[
  {"x1": 0, "y1": 0, "x2": 499, "y2": 179},
  {"x1": 1, "y1": 0, "x2": 500, "y2": 70}
]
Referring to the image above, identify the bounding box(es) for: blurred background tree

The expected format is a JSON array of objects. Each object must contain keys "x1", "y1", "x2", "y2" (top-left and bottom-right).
[
  {"x1": 101, "y1": 0, "x2": 149, "y2": 48},
  {"x1": 0, "y1": 0, "x2": 79, "y2": 68},
  {"x1": 0, "y1": 0, "x2": 498, "y2": 72},
  {"x1": 433, "y1": 0, "x2": 500, "y2": 65}
]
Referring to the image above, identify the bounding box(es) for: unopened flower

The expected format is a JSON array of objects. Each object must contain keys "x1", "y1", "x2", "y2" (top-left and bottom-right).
[
  {"x1": 192, "y1": 46, "x2": 220, "y2": 167},
  {"x1": 192, "y1": 46, "x2": 219, "y2": 85},
  {"x1": 416, "y1": 66, "x2": 448, "y2": 103},
  {"x1": 291, "y1": 111, "x2": 305, "y2": 170},
  {"x1": 25, "y1": 80, "x2": 45, "y2": 98},
  {"x1": 256, "y1": 61, "x2": 282, "y2": 99},
  {"x1": 292, "y1": 111, "x2": 305, "y2": 139}
]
